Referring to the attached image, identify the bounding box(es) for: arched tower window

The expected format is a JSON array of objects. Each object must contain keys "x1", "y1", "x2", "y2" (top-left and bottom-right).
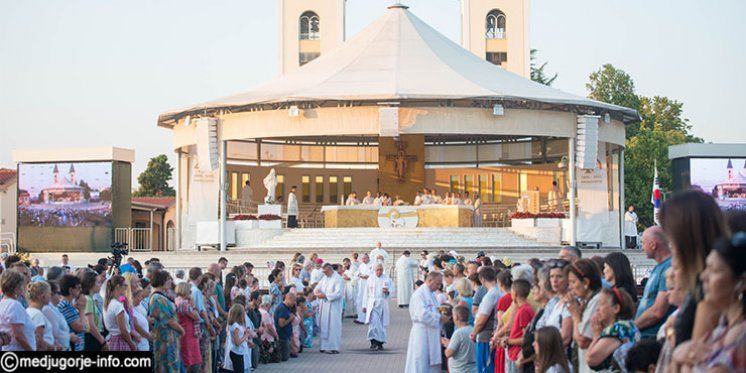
[
  {"x1": 299, "y1": 11, "x2": 320, "y2": 40},
  {"x1": 486, "y1": 9, "x2": 506, "y2": 39}
]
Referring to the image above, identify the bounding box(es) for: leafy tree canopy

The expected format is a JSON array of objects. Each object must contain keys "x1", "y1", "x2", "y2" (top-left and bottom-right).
[
  {"x1": 530, "y1": 49, "x2": 557, "y2": 86},
  {"x1": 135, "y1": 154, "x2": 175, "y2": 197},
  {"x1": 586, "y1": 64, "x2": 703, "y2": 227}
]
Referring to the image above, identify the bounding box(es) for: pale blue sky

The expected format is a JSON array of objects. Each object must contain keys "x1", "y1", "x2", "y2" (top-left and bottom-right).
[{"x1": 1, "y1": 0, "x2": 744, "y2": 187}]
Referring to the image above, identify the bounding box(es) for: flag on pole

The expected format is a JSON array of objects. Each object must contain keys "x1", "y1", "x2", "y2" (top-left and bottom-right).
[{"x1": 651, "y1": 161, "x2": 662, "y2": 225}]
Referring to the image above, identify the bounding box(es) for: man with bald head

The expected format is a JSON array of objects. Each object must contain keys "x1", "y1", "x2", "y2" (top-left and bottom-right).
[
  {"x1": 315, "y1": 263, "x2": 345, "y2": 353},
  {"x1": 634, "y1": 226, "x2": 674, "y2": 338},
  {"x1": 363, "y1": 263, "x2": 393, "y2": 350},
  {"x1": 405, "y1": 272, "x2": 447, "y2": 372}
]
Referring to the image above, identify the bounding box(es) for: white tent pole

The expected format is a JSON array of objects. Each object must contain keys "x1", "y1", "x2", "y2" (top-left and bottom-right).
[
  {"x1": 619, "y1": 148, "x2": 625, "y2": 249},
  {"x1": 149, "y1": 209, "x2": 154, "y2": 251},
  {"x1": 569, "y1": 137, "x2": 576, "y2": 246},
  {"x1": 175, "y1": 149, "x2": 181, "y2": 250},
  {"x1": 219, "y1": 139, "x2": 227, "y2": 252}
]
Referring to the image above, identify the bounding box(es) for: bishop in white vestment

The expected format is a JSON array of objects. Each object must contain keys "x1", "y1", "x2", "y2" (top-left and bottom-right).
[
  {"x1": 363, "y1": 263, "x2": 393, "y2": 350},
  {"x1": 396, "y1": 251, "x2": 420, "y2": 307},
  {"x1": 405, "y1": 272, "x2": 444, "y2": 373},
  {"x1": 314, "y1": 264, "x2": 345, "y2": 353}
]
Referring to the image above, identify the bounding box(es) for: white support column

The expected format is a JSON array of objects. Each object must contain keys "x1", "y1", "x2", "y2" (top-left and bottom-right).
[
  {"x1": 619, "y1": 148, "x2": 625, "y2": 249},
  {"x1": 219, "y1": 139, "x2": 228, "y2": 252},
  {"x1": 149, "y1": 209, "x2": 154, "y2": 251},
  {"x1": 568, "y1": 137, "x2": 576, "y2": 246},
  {"x1": 174, "y1": 150, "x2": 181, "y2": 250}
]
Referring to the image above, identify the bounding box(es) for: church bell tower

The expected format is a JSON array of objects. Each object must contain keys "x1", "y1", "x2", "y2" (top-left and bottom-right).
[
  {"x1": 278, "y1": 0, "x2": 346, "y2": 74},
  {"x1": 460, "y1": 0, "x2": 530, "y2": 77}
]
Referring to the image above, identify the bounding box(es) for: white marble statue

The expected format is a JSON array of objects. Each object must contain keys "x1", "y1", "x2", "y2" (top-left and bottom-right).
[{"x1": 263, "y1": 168, "x2": 278, "y2": 204}]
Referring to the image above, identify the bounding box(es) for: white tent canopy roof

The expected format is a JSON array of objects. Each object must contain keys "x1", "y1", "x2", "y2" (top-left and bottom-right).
[{"x1": 158, "y1": 5, "x2": 638, "y2": 126}]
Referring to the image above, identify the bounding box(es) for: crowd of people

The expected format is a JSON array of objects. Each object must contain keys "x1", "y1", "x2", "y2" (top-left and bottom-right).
[
  {"x1": 18, "y1": 204, "x2": 113, "y2": 227},
  {"x1": 0, "y1": 241, "x2": 400, "y2": 372},
  {"x1": 402, "y1": 190, "x2": 746, "y2": 373},
  {"x1": 0, "y1": 190, "x2": 743, "y2": 373}
]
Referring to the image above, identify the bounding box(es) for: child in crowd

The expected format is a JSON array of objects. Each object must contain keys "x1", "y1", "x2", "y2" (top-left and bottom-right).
[
  {"x1": 301, "y1": 290, "x2": 316, "y2": 348},
  {"x1": 131, "y1": 288, "x2": 153, "y2": 352},
  {"x1": 175, "y1": 282, "x2": 202, "y2": 373},
  {"x1": 291, "y1": 295, "x2": 303, "y2": 356},
  {"x1": 441, "y1": 305, "x2": 476, "y2": 373},
  {"x1": 502, "y1": 279, "x2": 534, "y2": 373},
  {"x1": 305, "y1": 287, "x2": 320, "y2": 338},
  {"x1": 225, "y1": 304, "x2": 250, "y2": 373},
  {"x1": 533, "y1": 327, "x2": 571, "y2": 373}
]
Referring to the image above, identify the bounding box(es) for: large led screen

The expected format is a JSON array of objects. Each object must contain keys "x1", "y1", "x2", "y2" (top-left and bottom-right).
[
  {"x1": 690, "y1": 158, "x2": 746, "y2": 210},
  {"x1": 18, "y1": 162, "x2": 113, "y2": 227}
]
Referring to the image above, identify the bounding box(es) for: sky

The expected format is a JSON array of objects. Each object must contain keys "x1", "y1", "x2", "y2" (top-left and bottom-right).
[{"x1": 1, "y1": 0, "x2": 745, "y2": 189}]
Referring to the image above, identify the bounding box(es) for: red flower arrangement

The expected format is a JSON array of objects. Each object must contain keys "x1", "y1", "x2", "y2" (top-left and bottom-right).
[
  {"x1": 231, "y1": 215, "x2": 257, "y2": 221},
  {"x1": 258, "y1": 214, "x2": 282, "y2": 221}
]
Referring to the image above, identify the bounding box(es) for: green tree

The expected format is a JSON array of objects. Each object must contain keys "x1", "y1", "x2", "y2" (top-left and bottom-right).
[
  {"x1": 586, "y1": 64, "x2": 642, "y2": 137},
  {"x1": 530, "y1": 49, "x2": 557, "y2": 86},
  {"x1": 586, "y1": 64, "x2": 702, "y2": 227},
  {"x1": 135, "y1": 154, "x2": 175, "y2": 197}
]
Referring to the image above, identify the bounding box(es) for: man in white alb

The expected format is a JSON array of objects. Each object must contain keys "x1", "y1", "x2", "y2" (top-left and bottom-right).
[
  {"x1": 355, "y1": 254, "x2": 372, "y2": 324},
  {"x1": 241, "y1": 180, "x2": 253, "y2": 211},
  {"x1": 363, "y1": 263, "x2": 393, "y2": 350},
  {"x1": 287, "y1": 185, "x2": 299, "y2": 228},
  {"x1": 396, "y1": 250, "x2": 420, "y2": 308},
  {"x1": 369, "y1": 242, "x2": 390, "y2": 275},
  {"x1": 314, "y1": 263, "x2": 344, "y2": 354},
  {"x1": 405, "y1": 272, "x2": 446, "y2": 373},
  {"x1": 362, "y1": 191, "x2": 375, "y2": 205},
  {"x1": 624, "y1": 205, "x2": 639, "y2": 249}
]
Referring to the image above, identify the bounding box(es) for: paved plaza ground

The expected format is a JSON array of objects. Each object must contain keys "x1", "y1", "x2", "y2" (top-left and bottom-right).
[{"x1": 260, "y1": 299, "x2": 410, "y2": 372}]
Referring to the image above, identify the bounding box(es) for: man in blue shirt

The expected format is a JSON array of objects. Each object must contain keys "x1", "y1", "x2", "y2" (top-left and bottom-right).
[
  {"x1": 274, "y1": 292, "x2": 297, "y2": 362},
  {"x1": 634, "y1": 226, "x2": 675, "y2": 338}
]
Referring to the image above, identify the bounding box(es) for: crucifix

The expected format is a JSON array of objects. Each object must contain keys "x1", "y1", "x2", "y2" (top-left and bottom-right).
[{"x1": 386, "y1": 138, "x2": 417, "y2": 182}]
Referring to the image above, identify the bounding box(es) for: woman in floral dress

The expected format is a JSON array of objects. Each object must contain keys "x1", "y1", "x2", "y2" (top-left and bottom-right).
[{"x1": 149, "y1": 270, "x2": 184, "y2": 373}]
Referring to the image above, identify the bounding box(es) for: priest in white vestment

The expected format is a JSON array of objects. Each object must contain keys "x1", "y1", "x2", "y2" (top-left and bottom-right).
[
  {"x1": 355, "y1": 254, "x2": 372, "y2": 324},
  {"x1": 405, "y1": 272, "x2": 445, "y2": 373},
  {"x1": 396, "y1": 251, "x2": 420, "y2": 308},
  {"x1": 369, "y1": 242, "x2": 390, "y2": 275},
  {"x1": 314, "y1": 263, "x2": 345, "y2": 354},
  {"x1": 342, "y1": 259, "x2": 357, "y2": 318},
  {"x1": 362, "y1": 191, "x2": 375, "y2": 205},
  {"x1": 363, "y1": 263, "x2": 393, "y2": 350}
]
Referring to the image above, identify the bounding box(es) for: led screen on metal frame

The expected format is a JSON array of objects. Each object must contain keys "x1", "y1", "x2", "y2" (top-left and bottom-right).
[
  {"x1": 17, "y1": 162, "x2": 113, "y2": 227},
  {"x1": 690, "y1": 158, "x2": 746, "y2": 210}
]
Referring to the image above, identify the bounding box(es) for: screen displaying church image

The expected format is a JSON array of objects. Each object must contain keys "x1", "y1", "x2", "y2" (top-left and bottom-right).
[
  {"x1": 17, "y1": 162, "x2": 113, "y2": 227},
  {"x1": 690, "y1": 158, "x2": 746, "y2": 210}
]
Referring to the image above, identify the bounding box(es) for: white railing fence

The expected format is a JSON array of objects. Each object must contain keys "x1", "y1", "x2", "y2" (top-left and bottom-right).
[{"x1": 114, "y1": 227, "x2": 152, "y2": 252}]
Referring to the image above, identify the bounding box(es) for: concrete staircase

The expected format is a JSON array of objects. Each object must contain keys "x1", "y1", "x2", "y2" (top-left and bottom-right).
[
  {"x1": 31, "y1": 228, "x2": 656, "y2": 284},
  {"x1": 250, "y1": 228, "x2": 547, "y2": 250}
]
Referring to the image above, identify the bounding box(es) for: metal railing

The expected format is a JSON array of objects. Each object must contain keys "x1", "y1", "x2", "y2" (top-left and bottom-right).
[{"x1": 114, "y1": 227, "x2": 152, "y2": 252}]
